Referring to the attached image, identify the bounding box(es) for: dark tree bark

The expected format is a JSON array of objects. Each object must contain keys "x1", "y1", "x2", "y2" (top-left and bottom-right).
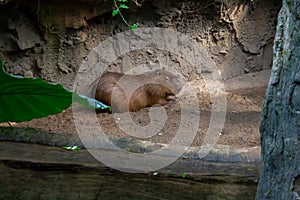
[{"x1": 256, "y1": 1, "x2": 300, "y2": 199}]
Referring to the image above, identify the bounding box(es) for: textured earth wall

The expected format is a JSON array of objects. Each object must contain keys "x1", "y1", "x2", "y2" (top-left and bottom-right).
[{"x1": 0, "y1": 0, "x2": 281, "y2": 88}]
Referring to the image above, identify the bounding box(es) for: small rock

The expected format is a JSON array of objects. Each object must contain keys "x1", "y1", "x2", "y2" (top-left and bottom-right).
[
  {"x1": 80, "y1": 32, "x2": 88, "y2": 42},
  {"x1": 65, "y1": 40, "x2": 73, "y2": 46},
  {"x1": 33, "y1": 46, "x2": 42, "y2": 54},
  {"x1": 196, "y1": 36, "x2": 202, "y2": 42},
  {"x1": 244, "y1": 68, "x2": 250, "y2": 73},
  {"x1": 146, "y1": 49, "x2": 153, "y2": 55},
  {"x1": 8, "y1": 12, "x2": 42, "y2": 50},
  {"x1": 158, "y1": 132, "x2": 163, "y2": 136},
  {"x1": 247, "y1": 56, "x2": 254, "y2": 61},
  {"x1": 13, "y1": 65, "x2": 22, "y2": 74},
  {"x1": 23, "y1": 64, "x2": 31, "y2": 70},
  {"x1": 219, "y1": 50, "x2": 227, "y2": 55},
  {"x1": 24, "y1": 70, "x2": 33, "y2": 78},
  {"x1": 36, "y1": 58, "x2": 44, "y2": 69},
  {"x1": 58, "y1": 63, "x2": 70, "y2": 73}
]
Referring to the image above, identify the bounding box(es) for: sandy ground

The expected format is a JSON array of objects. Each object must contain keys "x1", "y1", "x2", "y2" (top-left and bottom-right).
[{"x1": 1, "y1": 70, "x2": 270, "y2": 149}]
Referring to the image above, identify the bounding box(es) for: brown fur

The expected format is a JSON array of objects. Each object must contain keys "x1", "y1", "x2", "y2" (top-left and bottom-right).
[{"x1": 95, "y1": 69, "x2": 182, "y2": 112}]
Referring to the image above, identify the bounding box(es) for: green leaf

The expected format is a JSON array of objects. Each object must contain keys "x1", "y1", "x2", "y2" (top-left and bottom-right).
[
  {"x1": 120, "y1": 4, "x2": 129, "y2": 9},
  {"x1": 112, "y1": 9, "x2": 119, "y2": 17},
  {"x1": 182, "y1": 173, "x2": 187, "y2": 178},
  {"x1": 246, "y1": 168, "x2": 254, "y2": 172},
  {"x1": 72, "y1": 93, "x2": 111, "y2": 111},
  {"x1": 62, "y1": 146, "x2": 81, "y2": 151},
  {"x1": 131, "y1": 23, "x2": 139, "y2": 31},
  {"x1": 0, "y1": 60, "x2": 110, "y2": 123},
  {"x1": 118, "y1": 0, "x2": 128, "y2": 2},
  {"x1": 181, "y1": 156, "x2": 188, "y2": 159}
]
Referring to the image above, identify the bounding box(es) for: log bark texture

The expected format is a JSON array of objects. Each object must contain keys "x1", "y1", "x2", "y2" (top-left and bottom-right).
[{"x1": 256, "y1": 0, "x2": 300, "y2": 199}]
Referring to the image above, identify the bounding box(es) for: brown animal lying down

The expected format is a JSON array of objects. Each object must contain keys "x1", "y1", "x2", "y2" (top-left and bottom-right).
[{"x1": 95, "y1": 69, "x2": 182, "y2": 112}]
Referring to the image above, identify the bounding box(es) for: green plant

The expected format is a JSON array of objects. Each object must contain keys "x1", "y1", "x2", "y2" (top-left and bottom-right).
[
  {"x1": 0, "y1": 59, "x2": 110, "y2": 123},
  {"x1": 109, "y1": 0, "x2": 140, "y2": 30},
  {"x1": 62, "y1": 145, "x2": 81, "y2": 151}
]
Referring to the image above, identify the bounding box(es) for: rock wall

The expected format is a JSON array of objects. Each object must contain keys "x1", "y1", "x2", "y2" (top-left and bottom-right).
[{"x1": 0, "y1": 0, "x2": 281, "y2": 88}]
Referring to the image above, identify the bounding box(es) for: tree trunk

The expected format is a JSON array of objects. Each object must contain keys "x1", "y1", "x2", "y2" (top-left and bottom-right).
[{"x1": 256, "y1": 1, "x2": 300, "y2": 199}]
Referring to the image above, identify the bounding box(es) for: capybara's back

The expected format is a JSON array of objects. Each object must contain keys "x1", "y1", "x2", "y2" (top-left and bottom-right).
[{"x1": 95, "y1": 69, "x2": 182, "y2": 112}]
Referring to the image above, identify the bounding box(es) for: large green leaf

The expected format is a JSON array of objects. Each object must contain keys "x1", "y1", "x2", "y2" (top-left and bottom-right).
[{"x1": 0, "y1": 60, "x2": 110, "y2": 123}]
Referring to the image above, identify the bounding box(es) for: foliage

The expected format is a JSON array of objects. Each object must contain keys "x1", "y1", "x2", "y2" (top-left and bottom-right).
[
  {"x1": 0, "y1": 60, "x2": 110, "y2": 123},
  {"x1": 107, "y1": 0, "x2": 140, "y2": 30},
  {"x1": 62, "y1": 146, "x2": 81, "y2": 151}
]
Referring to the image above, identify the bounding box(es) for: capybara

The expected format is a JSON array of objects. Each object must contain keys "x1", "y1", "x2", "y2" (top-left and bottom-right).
[{"x1": 95, "y1": 69, "x2": 182, "y2": 112}]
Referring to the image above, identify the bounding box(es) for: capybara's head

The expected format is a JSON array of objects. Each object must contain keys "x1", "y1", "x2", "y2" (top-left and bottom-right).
[{"x1": 149, "y1": 69, "x2": 183, "y2": 102}]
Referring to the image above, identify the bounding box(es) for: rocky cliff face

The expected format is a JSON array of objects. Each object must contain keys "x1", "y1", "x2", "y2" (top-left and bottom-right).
[{"x1": 0, "y1": 0, "x2": 281, "y2": 88}]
